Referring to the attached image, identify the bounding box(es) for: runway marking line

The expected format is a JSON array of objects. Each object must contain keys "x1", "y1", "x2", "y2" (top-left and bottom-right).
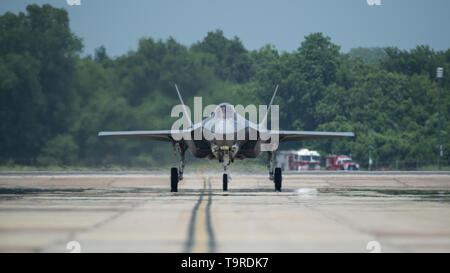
[
  {"x1": 191, "y1": 180, "x2": 208, "y2": 253},
  {"x1": 185, "y1": 169, "x2": 216, "y2": 253}
]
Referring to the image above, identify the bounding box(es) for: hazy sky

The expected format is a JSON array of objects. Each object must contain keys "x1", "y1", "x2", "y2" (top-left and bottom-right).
[{"x1": 1, "y1": 0, "x2": 449, "y2": 57}]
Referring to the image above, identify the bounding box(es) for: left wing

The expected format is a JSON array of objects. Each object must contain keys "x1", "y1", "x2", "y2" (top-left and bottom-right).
[
  {"x1": 98, "y1": 130, "x2": 181, "y2": 142},
  {"x1": 267, "y1": 130, "x2": 354, "y2": 142},
  {"x1": 256, "y1": 86, "x2": 354, "y2": 142}
]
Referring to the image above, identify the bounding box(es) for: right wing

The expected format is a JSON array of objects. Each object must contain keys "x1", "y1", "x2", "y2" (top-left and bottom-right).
[
  {"x1": 99, "y1": 85, "x2": 196, "y2": 143},
  {"x1": 98, "y1": 130, "x2": 188, "y2": 142}
]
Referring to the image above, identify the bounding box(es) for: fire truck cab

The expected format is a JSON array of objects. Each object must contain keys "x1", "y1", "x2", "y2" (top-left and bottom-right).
[
  {"x1": 326, "y1": 155, "x2": 360, "y2": 171},
  {"x1": 276, "y1": 149, "x2": 321, "y2": 171}
]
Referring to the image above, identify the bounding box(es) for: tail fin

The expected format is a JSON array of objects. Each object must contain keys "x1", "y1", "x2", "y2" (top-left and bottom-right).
[
  {"x1": 174, "y1": 84, "x2": 193, "y2": 127},
  {"x1": 259, "y1": 84, "x2": 279, "y2": 127}
]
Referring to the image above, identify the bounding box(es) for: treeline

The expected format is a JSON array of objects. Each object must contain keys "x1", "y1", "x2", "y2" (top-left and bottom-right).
[{"x1": 0, "y1": 4, "x2": 449, "y2": 168}]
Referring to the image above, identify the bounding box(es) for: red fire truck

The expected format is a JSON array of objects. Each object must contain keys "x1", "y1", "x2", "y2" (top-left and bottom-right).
[
  {"x1": 276, "y1": 149, "x2": 321, "y2": 171},
  {"x1": 326, "y1": 155, "x2": 360, "y2": 170}
]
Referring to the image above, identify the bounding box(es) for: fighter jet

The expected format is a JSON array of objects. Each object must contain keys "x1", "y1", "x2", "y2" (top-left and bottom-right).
[{"x1": 98, "y1": 85, "x2": 354, "y2": 192}]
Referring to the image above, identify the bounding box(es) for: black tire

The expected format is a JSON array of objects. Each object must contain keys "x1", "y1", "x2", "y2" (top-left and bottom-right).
[
  {"x1": 170, "y1": 167, "x2": 178, "y2": 192},
  {"x1": 274, "y1": 167, "x2": 282, "y2": 192},
  {"x1": 223, "y1": 173, "x2": 228, "y2": 191}
]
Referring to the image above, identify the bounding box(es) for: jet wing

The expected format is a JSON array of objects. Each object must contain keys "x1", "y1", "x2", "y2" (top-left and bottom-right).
[
  {"x1": 267, "y1": 130, "x2": 354, "y2": 142},
  {"x1": 98, "y1": 130, "x2": 189, "y2": 142}
]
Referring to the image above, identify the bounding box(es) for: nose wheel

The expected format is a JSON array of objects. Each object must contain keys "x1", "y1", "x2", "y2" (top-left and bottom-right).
[
  {"x1": 223, "y1": 173, "x2": 228, "y2": 191},
  {"x1": 222, "y1": 163, "x2": 230, "y2": 191}
]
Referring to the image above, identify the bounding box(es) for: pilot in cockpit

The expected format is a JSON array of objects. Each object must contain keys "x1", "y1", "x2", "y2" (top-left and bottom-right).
[{"x1": 214, "y1": 104, "x2": 234, "y2": 120}]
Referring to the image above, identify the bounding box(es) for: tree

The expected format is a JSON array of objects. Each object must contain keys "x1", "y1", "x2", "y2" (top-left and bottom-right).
[
  {"x1": 0, "y1": 4, "x2": 81, "y2": 163},
  {"x1": 192, "y1": 30, "x2": 253, "y2": 83}
]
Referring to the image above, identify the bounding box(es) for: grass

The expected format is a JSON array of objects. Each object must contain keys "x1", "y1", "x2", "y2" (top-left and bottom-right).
[{"x1": 417, "y1": 165, "x2": 450, "y2": 171}]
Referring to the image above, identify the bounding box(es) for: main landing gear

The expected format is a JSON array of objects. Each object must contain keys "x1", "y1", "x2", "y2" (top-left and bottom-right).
[
  {"x1": 274, "y1": 167, "x2": 282, "y2": 192},
  {"x1": 171, "y1": 143, "x2": 187, "y2": 192},
  {"x1": 170, "y1": 167, "x2": 179, "y2": 192},
  {"x1": 268, "y1": 151, "x2": 282, "y2": 192}
]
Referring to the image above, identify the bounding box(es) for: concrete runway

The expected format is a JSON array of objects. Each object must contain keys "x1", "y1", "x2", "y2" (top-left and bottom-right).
[{"x1": 0, "y1": 172, "x2": 450, "y2": 253}]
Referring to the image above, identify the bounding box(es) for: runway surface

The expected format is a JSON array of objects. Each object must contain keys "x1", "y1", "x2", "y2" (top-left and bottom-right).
[{"x1": 1, "y1": 172, "x2": 450, "y2": 252}]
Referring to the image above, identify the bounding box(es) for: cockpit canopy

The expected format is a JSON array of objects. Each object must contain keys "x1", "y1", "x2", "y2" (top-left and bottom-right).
[{"x1": 214, "y1": 103, "x2": 235, "y2": 120}]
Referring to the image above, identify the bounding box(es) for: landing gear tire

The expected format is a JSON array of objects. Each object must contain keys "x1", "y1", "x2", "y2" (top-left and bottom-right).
[
  {"x1": 171, "y1": 167, "x2": 178, "y2": 192},
  {"x1": 274, "y1": 167, "x2": 282, "y2": 192},
  {"x1": 223, "y1": 173, "x2": 228, "y2": 191}
]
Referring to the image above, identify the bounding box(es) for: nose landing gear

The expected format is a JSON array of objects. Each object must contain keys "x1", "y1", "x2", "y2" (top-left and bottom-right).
[
  {"x1": 223, "y1": 172, "x2": 228, "y2": 191},
  {"x1": 219, "y1": 146, "x2": 232, "y2": 192},
  {"x1": 222, "y1": 160, "x2": 230, "y2": 191}
]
